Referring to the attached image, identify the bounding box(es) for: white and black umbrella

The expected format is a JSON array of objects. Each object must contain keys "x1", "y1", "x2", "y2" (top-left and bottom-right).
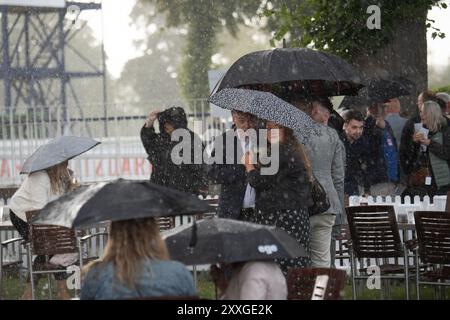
[
  {"x1": 20, "y1": 136, "x2": 100, "y2": 174},
  {"x1": 208, "y1": 88, "x2": 320, "y2": 144},
  {"x1": 31, "y1": 179, "x2": 212, "y2": 228},
  {"x1": 164, "y1": 217, "x2": 307, "y2": 265}
]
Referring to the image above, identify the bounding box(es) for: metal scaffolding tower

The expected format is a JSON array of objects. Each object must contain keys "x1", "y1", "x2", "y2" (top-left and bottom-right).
[{"x1": 0, "y1": 0, "x2": 107, "y2": 136}]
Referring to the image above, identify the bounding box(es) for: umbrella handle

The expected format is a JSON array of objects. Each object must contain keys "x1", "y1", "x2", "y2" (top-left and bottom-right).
[{"x1": 188, "y1": 218, "x2": 198, "y2": 248}]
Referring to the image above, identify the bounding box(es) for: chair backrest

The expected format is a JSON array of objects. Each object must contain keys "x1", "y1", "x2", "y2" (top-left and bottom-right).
[
  {"x1": 157, "y1": 217, "x2": 175, "y2": 231},
  {"x1": 26, "y1": 211, "x2": 78, "y2": 256},
  {"x1": 287, "y1": 267, "x2": 346, "y2": 300},
  {"x1": 414, "y1": 211, "x2": 450, "y2": 264},
  {"x1": 346, "y1": 205, "x2": 403, "y2": 258}
]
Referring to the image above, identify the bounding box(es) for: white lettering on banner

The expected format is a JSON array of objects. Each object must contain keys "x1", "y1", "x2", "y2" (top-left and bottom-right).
[{"x1": 0, "y1": 157, "x2": 152, "y2": 186}]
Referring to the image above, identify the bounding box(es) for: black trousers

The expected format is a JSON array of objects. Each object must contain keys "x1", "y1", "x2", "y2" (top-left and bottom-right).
[{"x1": 9, "y1": 211, "x2": 29, "y2": 241}]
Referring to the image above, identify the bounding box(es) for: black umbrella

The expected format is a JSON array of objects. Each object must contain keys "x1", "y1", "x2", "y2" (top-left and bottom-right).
[
  {"x1": 208, "y1": 88, "x2": 320, "y2": 144},
  {"x1": 31, "y1": 179, "x2": 212, "y2": 228},
  {"x1": 340, "y1": 77, "x2": 411, "y2": 109},
  {"x1": 164, "y1": 217, "x2": 307, "y2": 265},
  {"x1": 366, "y1": 78, "x2": 411, "y2": 103},
  {"x1": 212, "y1": 48, "x2": 364, "y2": 97},
  {"x1": 20, "y1": 136, "x2": 100, "y2": 174}
]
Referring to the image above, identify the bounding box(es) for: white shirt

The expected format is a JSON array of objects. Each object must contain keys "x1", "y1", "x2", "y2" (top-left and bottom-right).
[
  {"x1": 221, "y1": 261, "x2": 287, "y2": 300},
  {"x1": 236, "y1": 130, "x2": 256, "y2": 209},
  {"x1": 9, "y1": 171, "x2": 62, "y2": 221}
]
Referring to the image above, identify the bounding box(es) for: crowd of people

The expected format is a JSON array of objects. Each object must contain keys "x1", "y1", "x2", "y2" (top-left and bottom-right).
[
  {"x1": 339, "y1": 90, "x2": 450, "y2": 199},
  {"x1": 8, "y1": 86, "x2": 450, "y2": 300}
]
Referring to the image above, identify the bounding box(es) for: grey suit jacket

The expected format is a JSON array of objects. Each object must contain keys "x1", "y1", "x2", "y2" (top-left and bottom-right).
[{"x1": 303, "y1": 124, "x2": 346, "y2": 222}]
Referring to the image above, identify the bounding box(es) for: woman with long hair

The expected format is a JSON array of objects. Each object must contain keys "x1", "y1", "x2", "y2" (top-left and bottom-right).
[
  {"x1": 405, "y1": 100, "x2": 450, "y2": 197},
  {"x1": 9, "y1": 160, "x2": 77, "y2": 299},
  {"x1": 242, "y1": 121, "x2": 312, "y2": 275},
  {"x1": 80, "y1": 217, "x2": 196, "y2": 299}
]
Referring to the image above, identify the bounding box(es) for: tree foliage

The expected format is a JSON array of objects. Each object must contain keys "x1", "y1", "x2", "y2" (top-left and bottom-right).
[
  {"x1": 138, "y1": 0, "x2": 262, "y2": 104},
  {"x1": 265, "y1": 0, "x2": 447, "y2": 59}
]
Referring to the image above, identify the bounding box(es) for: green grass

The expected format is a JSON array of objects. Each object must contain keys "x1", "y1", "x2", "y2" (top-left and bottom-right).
[
  {"x1": 2, "y1": 269, "x2": 449, "y2": 300},
  {"x1": 196, "y1": 271, "x2": 217, "y2": 300},
  {"x1": 1, "y1": 269, "x2": 77, "y2": 300},
  {"x1": 197, "y1": 272, "x2": 450, "y2": 300}
]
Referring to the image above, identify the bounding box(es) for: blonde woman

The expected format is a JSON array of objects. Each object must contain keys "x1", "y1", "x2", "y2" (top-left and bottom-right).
[
  {"x1": 9, "y1": 160, "x2": 77, "y2": 299},
  {"x1": 80, "y1": 217, "x2": 196, "y2": 300},
  {"x1": 406, "y1": 100, "x2": 450, "y2": 197}
]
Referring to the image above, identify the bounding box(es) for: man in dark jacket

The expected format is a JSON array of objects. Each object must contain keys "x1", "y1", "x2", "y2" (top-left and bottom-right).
[
  {"x1": 207, "y1": 111, "x2": 258, "y2": 220},
  {"x1": 140, "y1": 107, "x2": 207, "y2": 195},
  {"x1": 339, "y1": 110, "x2": 370, "y2": 196}
]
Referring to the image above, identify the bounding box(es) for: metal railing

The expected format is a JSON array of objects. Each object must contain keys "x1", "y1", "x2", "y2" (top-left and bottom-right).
[{"x1": 0, "y1": 101, "x2": 231, "y2": 186}]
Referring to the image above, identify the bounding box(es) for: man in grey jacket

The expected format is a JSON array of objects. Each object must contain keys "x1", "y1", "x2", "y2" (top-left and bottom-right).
[{"x1": 291, "y1": 96, "x2": 346, "y2": 268}]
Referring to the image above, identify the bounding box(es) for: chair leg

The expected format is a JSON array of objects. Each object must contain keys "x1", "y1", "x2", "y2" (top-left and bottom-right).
[
  {"x1": 78, "y1": 238, "x2": 83, "y2": 270},
  {"x1": 18, "y1": 245, "x2": 23, "y2": 282},
  {"x1": 47, "y1": 274, "x2": 53, "y2": 300},
  {"x1": 350, "y1": 249, "x2": 357, "y2": 300},
  {"x1": 0, "y1": 245, "x2": 3, "y2": 299},
  {"x1": 45, "y1": 256, "x2": 53, "y2": 300},
  {"x1": 403, "y1": 245, "x2": 410, "y2": 300},
  {"x1": 415, "y1": 250, "x2": 420, "y2": 300},
  {"x1": 26, "y1": 244, "x2": 35, "y2": 300}
]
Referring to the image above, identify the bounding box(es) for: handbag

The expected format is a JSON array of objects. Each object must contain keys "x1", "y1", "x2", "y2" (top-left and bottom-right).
[
  {"x1": 309, "y1": 175, "x2": 331, "y2": 216},
  {"x1": 408, "y1": 166, "x2": 430, "y2": 187},
  {"x1": 298, "y1": 144, "x2": 331, "y2": 217}
]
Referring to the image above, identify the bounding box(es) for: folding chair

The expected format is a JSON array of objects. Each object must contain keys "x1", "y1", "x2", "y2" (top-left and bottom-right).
[
  {"x1": 25, "y1": 211, "x2": 107, "y2": 299},
  {"x1": 411, "y1": 211, "x2": 450, "y2": 299},
  {"x1": 346, "y1": 205, "x2": 411, "y2": 300},
  {"x1": 287, "y1": 267, "x2": 347, "y2": 300}
]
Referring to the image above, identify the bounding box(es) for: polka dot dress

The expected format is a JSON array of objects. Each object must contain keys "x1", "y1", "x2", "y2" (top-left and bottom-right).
[{"x1": 251, "y1": 208, "x2": 311, "y2": 276}]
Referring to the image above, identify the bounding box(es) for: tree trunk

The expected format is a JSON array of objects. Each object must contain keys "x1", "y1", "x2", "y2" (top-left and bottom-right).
[{"x1": 351, "y1": 12, "x2": 428, "y2": 117}]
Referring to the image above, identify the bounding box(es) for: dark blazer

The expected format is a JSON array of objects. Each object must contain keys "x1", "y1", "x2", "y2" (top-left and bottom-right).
[
  {"x1": 207, "y1": 129, "x2": 248, "y2": 219},
  {"x1": 247, "y1": 143, "x2": 311, "y2": 213}
]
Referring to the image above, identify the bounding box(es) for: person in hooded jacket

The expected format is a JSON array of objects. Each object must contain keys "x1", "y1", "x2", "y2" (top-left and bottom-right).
[{"x1": 140, "y1": 107, "x2": 207, "y2": 195}]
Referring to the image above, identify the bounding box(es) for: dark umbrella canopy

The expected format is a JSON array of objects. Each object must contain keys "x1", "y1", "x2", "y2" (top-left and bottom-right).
[
  {"x1": 208, "y1": 88, "x2": 320, "y2": 144},
  {"x1": 31, "y1": 179, "x2": 212, "y2": 228},
  {"x1": 212, "y1": 48, "x2": 364, "y2": 97},
  {"x1": 340, "y1": 77, "x2": 411, "y2": 109},
  {"x1": 20, "y1": 136, "x2": 100, "y2": 174},
  {"x1": 366, "y1": 78, "x2": 411, "y2": 103},
  {"x1": 164, "y1": 218, "x2": 307, "y2": 265}
]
